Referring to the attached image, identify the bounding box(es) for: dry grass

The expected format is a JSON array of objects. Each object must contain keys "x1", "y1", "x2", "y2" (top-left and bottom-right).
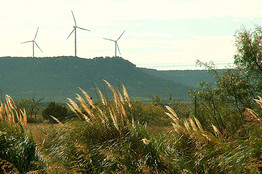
[
  {"x1": 67, "y1": 80, "x2": 134, "y2": 134},
  {"x1": 0, "y1": 95, "x2": 27, "y2": 128},
  {"x1": 245, "y1": 96, "x2": 262, "y2": 123},
  {"x1": 26, "y1": 123, "x2": 60, "y2": 146},
  {"x1": 165, "y1": 105, "x2": 220, "y2": 142},
  {"x1": 0, "y1": 95, "x2": 46, "y2": 173},
  {"x1": 146, "y1": 125, "x2": 173, "y2": 135}
]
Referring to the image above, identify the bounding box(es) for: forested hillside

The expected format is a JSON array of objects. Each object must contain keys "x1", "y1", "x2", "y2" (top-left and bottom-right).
[
  {"x1": 0, "y1": 56, "x2": 192, "y2": 102},
  {"x1": 141, "y1": 68, "x2": 217, "y2": 88}
]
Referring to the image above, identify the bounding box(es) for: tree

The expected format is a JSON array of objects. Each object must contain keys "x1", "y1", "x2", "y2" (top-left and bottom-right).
[
  {"x1": 42, "y1": 102, "x2": 71, "y2": 123},
  {"x1": 234, "y1": 26, "x2": 262, "y2": 95},
  {"x1": 234, "y1": 26, "x2": 262, "y2": 73},
  {"x1": 189, "y1": 26, "x2": 262, "y2": 133},
  {"x1": 17, "y1": 97, "x2": 44, "y2": 122}
]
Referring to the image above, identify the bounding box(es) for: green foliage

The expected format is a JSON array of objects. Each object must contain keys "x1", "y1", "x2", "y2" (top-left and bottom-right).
[
  {"x1": 42, "y1": 102, "x2": 72, "y2": 123},
  {"x1": 234, "y1": 26, "x2": 262, "y2": 97},
  {"x1": 189, "y1": 26, "x2": 262, "y2": 134},
  {"x1": 142, "y1": 68, "x2": 217, "y2": 89},
  {"x1": 0, "y1": 56, "x2": 190, "y2": 102},
  {"x1": 2, "y1": 26, "x2": 262, "y2": 173},
  {"x1": 130, "y1": 94, "x2": 192, "y2": 126},
  {"x1": 164, "y1": 100, "x2": 262, "y2": 173},
  {"x1": 131, "y1": 99, "x2": 169, "y2": 125},
  {"x1": 189, "y1": 60, "x2": 260, "y2": 134},
  {"x1": 234, "y1": 26, "x2": 262, "y2": 76},
  {"x1": 17, "y1": 97, "x2": 45, "y2": 123},
  {"x1": 47, "y1": 121, "x2": 171, "y2": 173},
  {"x1": 0, "y1": 123, "x2": 44, "y2": 173},
  {"x1": 0, "y1": 99, "x2": 45, "y2": 174},
  {"x1": 181, "y1": 26, "x2": 262, "y2": 172},
  {"x1": 43, "y1": 82, "x2": 173, "y2": 173}
]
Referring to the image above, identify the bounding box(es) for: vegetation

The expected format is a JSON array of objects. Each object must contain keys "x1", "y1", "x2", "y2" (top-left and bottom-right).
[
  {"x1": 42, "y1": 102, "x2": 74, "y2": 123},
  {"x1": 0, "y1": 95, "x2": 45, "y2": 173},
  {"x1": 141, "y1": 68, "x2": 218, "y2": 89},
  {"x1": 17, "y1": 97, "x2": 44, "y2": 123},
  {"x1": 43, "y1": 81, "x2": 172, "y2": 173},
  {"x1": 0, "y1": 26, "x2": 261, "y2": 173},
  {"x1": 0, "y1": 56, "x2": 192, "y2": 102}
]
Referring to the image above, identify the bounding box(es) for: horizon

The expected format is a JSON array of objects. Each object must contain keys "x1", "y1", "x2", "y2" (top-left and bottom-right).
[
  {"x1": 1, "y1": 0, "x2": 262, "y2": 70},
  {"x1": 0, "y1": 55, "x2": 234, "y2": 71}
]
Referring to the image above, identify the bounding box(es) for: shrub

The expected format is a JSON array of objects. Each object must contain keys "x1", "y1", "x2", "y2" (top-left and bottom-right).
[
  {"x1": 42, "y1": 102, "x2": 72, "y2": 123},
  {"x1": 0, "y1": 95, "x2": 45, "y2": 173}
]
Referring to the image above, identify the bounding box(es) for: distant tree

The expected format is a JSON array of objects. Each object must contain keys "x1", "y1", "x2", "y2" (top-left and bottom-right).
[
  {"x1": 149, "y1": 93, "x2": 173, "y2": 107},
  {"x1": 17, "y1": 97, "x2": 44, "y2": 122},
  {"x1": 42, "y1": 102, "x2": 71, "y2": 123}
]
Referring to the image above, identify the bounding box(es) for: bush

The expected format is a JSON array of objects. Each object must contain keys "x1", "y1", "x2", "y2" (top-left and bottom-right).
[
  {"x1": 0, "y1": 95, "x2": 46, "y2": 173},
  {"x1": 42, "y1": 102, "x2": 72, "y2": 123},
  {"x1": 0, "y1": 120, "x2": 45, "y2": 173},
  {"x1": 46, "y1": 81, "x2": 171, "y2": 173}
]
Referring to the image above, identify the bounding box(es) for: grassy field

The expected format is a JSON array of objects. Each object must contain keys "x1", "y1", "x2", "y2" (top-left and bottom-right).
[{"x1": 0, "y1": 82, "x2": 261, "y2": 173}]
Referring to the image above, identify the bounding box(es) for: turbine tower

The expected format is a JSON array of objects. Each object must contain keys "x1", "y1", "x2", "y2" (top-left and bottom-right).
[
  {"x1": 21, "y1": 27, "x2": 43, "y2": 58},
  {"x1": 103, "y1": 31, "x2": 125, "y2": 57},
  {"x1": 67, "y1": 10, "x2": 90, "y2": 57}
]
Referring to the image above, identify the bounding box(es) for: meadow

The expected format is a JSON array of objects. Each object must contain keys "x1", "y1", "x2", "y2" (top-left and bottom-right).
[
  {"x1": 0, "y1": 80, "x2": 261, "y2": 173},
  {"x1": 0, "y1": 27, "x2": 262, "y2": 173}
]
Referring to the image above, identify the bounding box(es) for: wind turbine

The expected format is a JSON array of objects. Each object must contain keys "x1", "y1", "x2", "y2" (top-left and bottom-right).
[
  {"x1": 67, "y1": 10, "x2": 90, "y2": 57},
  {"x1": 21, "y1": 27, "x2": 43, "y2": 58},
  {"x1": 103, "y1": 31, "x2": 125, "y2": 57}
]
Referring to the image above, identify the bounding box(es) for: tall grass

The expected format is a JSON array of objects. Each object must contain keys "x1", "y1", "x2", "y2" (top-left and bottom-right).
[
  {"x1": 67, "y1": 80, "x2": 134, "y2": 133},
  {"x1": 47, "y1": 81, "x2": 170, "y2": 173},
  {"x1": 42, "y1": 82, "x2": 261, "y2": 173},
  {"x1": 0, "y1": 95, "x2": 45, "y2": 173},
  {"x1": 164, "y1": 97, "x2": 262, "y2": 173},
  {"x1": 0, "y1": 95, "x2": 27, "y2": 127}
]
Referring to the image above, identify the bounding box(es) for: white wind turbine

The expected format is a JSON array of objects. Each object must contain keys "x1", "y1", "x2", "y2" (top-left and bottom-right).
[
  {"x1": 67, "y1": 10, "x2": 90, "y2": 57},
  {"x1": 103, "y1": 31, "x2": 125, "y2": 57},
  {"x1": 21, "y1": 27, "x2": 43, "y2": 58}
]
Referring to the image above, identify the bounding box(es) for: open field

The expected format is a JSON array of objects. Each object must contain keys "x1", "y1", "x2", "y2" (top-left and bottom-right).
[{"x1": 1, "y1": 80, "x2": 260, "y2": 173}]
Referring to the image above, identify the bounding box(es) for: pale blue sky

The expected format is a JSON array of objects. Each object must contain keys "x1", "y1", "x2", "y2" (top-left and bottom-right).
[{"x1": 1, "y1": 0, "x2": 262, "y2": 69}]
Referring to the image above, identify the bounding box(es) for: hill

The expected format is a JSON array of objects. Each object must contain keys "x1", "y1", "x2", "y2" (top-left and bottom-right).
[
  {"x1": 140, "y1": 68, "x2": 216, "y2": 89},
  {"x1": 0, "y1": 56, "x2": 193, "y2": 102}
]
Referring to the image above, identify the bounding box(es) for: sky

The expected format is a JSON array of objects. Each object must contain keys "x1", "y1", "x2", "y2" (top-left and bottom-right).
[{"x1": 1, "y1": 0, "x2": 262, "y2": 70}]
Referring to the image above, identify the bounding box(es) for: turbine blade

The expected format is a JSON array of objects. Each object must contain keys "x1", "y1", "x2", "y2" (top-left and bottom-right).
[
  {"x1": 71, "y1": 10, "x2": 77, "y2": 26},
  {"x1": 116, "y1": 43, "x2": 121, "y2": 55},
  {"x1": 103, "y1": 38, "x2": 115, "y2": 42},
  {"x1": 34, "y1": 27, "x2": 39, "y2": 41},
  {"x1": 77, "y1": 26, "x2": 90, "y2": 31},
  {"x1": 21, "y1": 40, "x2": 33, "y2": 44},
  {"x1": 35, "y1": 42, "x2": 43, "y2": 52},
  {"x1": 67, "y1": 29, "x2": 75, "y2": 39},
  {"x1": 117, "y1": 30, "x2": 125, "y2": 41}
]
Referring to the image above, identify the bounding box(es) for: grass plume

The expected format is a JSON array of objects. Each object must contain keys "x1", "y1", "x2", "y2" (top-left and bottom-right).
[
  {"x1": 67, "y1": 80, "x2": 134, "y2": 133},
  {"x1": 0, "y1": 95, "x2": 27, "y2": 128}
]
